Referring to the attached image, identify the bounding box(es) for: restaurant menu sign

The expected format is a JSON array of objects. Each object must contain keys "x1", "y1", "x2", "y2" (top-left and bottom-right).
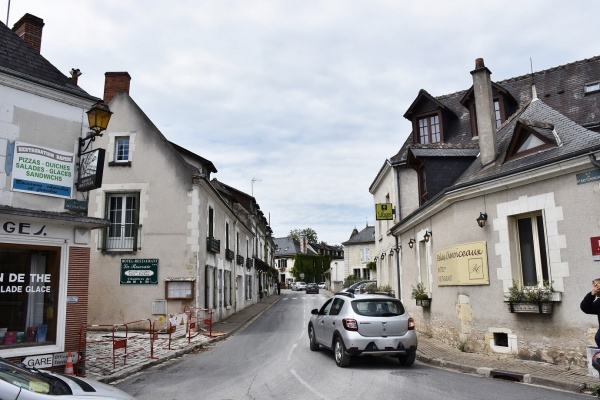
[
  {"x1": 436, "y1": 241, "x2": 489, "y2": 286},
  {"x1": 11, "y1": 142, "x2": 75, "y2": 199}
]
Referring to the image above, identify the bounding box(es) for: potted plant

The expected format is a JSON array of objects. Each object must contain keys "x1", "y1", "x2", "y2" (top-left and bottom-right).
[
  {"x1": 411, "y1": 282, "x2": 430, "y2": 306},
  {"x1": 505, "y1": 280, "x2": 554, "y2": 314}
]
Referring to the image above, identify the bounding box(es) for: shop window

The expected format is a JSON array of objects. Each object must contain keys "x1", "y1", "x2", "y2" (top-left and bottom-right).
[
  {"x1": 165, "y1": 281, "x2": 193, "y2": 300},
  {"x1": 0, "y1": 245, "x2": 60, "y2": 350}
]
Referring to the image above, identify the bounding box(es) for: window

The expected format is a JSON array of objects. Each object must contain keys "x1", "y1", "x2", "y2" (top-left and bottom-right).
[
  {"x1": 353, "y1": 268, "x2": 361, "y2": 278},
  {"x1": 360, "y1": 247, "x2": 370, "y2": 262},
  {"x1": 115, "y1": 137, "x2": 130, "y2": 162},
  {"x1": 418, "y1": 240, "x2": 430, "y2": 291},
  {"x1": 166, "y1": 281, "x2": 193, "y2": 299},
  {"x1": 493, "y1": 99, "x2": 502, "y2": 128},
  {"x1": 105, "y1": 193, "x2": 139, "y2": 251},
  {"x1": 0, "y1": 246, "x2": 60, "y2": 350},
  {"x1": 329, "y1": 298, "x2": 345, "y2": 316},
  {"x1": 277, "y1": 259, "x2": 287, "y2": 270},
  {"x1": 363, "y1": 269, "x2": 370, "y2": 280},
  {"x1": 417, "y1": 114, "x2": 441, "y2": 144},
  {"x1": 515, "y1": 214, "x2": 549, "y2": 287}
]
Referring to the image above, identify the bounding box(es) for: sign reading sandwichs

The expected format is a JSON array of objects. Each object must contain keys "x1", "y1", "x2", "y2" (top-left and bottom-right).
[
  {"x1": 436, "y1": 241, "x2": 489, "y2": 286},
  {"x1": 11, "y1": 142, "x2": 75, "y2": 199}
]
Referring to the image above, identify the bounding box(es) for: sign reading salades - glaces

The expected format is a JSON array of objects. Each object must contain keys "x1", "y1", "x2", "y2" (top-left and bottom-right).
[{"x1": 11, "y1": 142, "x2": 75, "y2": 199}]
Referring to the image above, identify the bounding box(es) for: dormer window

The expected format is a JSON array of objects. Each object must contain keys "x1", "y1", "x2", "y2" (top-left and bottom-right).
[
  {"x1": 417, "y1": 114, "x2": 441, "y2": 144},
  {"x1": 585, "y1": 81, "x2": 600, "y2": 95},
  {"x1": 504, "y1": 120, "x2": 556, "y2": 162}
]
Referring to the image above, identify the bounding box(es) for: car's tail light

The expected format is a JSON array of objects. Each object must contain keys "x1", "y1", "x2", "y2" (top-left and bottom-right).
[
  {"x1": 342, "y1": 318, "x2": 358, "y2": 331},
  {"x1": 408, "y1": 317, "x2": 415, "y2": 330}
]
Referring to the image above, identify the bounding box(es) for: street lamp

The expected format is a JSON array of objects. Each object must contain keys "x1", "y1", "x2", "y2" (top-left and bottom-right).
[{"x1": 79, "y1": 102, "x2": 112, "y2": 156}]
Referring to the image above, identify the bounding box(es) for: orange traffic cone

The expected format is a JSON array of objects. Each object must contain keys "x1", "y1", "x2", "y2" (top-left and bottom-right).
[{"x1": 64, "y1": 352, "x2": 74, "y2": 375}]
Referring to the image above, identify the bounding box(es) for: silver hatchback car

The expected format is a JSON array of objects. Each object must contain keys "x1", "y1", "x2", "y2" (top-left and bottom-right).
[{"x1": 308, "y1": 293, "x2": 417, "y2": 367}]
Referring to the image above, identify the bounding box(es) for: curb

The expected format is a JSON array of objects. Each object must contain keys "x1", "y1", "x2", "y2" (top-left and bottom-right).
[{"x1": 416, "y1": 354, "x2": 586, "y2": 394}]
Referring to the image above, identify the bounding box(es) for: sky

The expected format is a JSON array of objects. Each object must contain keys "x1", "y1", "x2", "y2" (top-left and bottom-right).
[{"x1": 2, "y1": 1, "x2": 598, "y2": 245}]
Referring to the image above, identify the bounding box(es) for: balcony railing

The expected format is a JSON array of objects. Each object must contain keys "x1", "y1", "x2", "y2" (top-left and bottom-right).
[
  {"x1": 207, "y1": 236, "x2": 221, "y2": 253},
  {"x1": 102, "y1": 224, "x2": 140, "y2": 252},
  {"x1": 236, "y1": 255, "x2": 244, "y2": 265},
  {"x1": 246, "y1": 257, "x2": 253, "y2": 270},
  {"x1": 225, "y1": 248, "x2": 235, "y2": 261}
]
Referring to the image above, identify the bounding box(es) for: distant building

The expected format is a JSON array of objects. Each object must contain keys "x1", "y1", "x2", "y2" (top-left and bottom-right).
[{"x1": 341, "y1": 225, "x2": 376, "y2": 286}]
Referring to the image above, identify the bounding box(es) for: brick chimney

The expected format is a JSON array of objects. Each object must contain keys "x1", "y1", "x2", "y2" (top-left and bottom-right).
[
  {"x1": 470, "y1": 58, "x2": 497, "y2": 167},
  {"x1": 104, "y1": 72, "x2": 131, "y2": 104},
  {"x1": 12, "y1": 13, "x2": 44, "y2": 53}
]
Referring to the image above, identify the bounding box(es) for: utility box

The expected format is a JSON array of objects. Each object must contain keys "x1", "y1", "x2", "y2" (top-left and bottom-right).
[{"x1": 152, "y1": 300, "x2": 167, "y2": 315}]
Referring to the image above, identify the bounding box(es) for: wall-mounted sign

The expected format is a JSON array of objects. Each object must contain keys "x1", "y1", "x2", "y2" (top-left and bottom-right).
[
  {"x1": 577, "y1": 169, "x2": 600, "y2": 185},
  {"x1": 77, "y1": 148, "x2": 105, "y2": 192},
  {"x1": 591, "y1": 237, "x2": 600, "y2": 261},
  {"x1": 375, "y1": 203, "x2": 393, "y2": 220},
  {"x1": 64, "y1": 199, "x2": 87, "y2": 211},
  {"x1": 435, "y1": 241, "x2": 489, "y2": 286},
  {"x1": 11, "y1": 142, "x2": 75, "y2": 199},
  {"x1": 120, "y1": 258, "x2": 158, "y2": 284}
]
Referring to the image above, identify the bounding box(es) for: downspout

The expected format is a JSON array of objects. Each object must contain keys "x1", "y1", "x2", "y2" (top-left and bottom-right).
[
  {"x1": 204, "y1": 264, "x2": 209, "y2": 310},
  {"x1": 393, "y1": 232, "x2": 402, "y2": 300},
  {"x1": 589, "y1": 152, "x2": 600, "y2": 169}
]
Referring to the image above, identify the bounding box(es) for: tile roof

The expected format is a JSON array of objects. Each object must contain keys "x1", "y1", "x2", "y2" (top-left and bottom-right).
[
  {"x1": 342, "y1": 225, "x2": 375, "y2": 245},
  {"x1": 0, "y1": 19, "x2": 97, "y2": 100}
]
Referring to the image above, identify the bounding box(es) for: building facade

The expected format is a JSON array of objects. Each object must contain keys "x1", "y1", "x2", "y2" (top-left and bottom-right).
[
  {"x1": 0, "y1": 14, "x2": 108, "y2": 368},
  {"x1": 371, "y1": 56, "x2": 600, "y2": 366}
]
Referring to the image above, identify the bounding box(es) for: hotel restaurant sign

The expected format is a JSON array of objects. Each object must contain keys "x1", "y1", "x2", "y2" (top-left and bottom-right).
[{"x1": 436, "y1": 241, "x2": 489, "y2": 286}]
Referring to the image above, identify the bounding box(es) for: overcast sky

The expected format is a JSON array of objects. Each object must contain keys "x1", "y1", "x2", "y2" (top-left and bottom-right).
[{"x1": 3, "y1": 1, "x2": 598, "y2": 244}]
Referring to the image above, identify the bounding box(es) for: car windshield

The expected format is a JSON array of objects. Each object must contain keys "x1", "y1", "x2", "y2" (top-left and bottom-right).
[
  {"x1": 0, "y1": 358, "x2": 51, "y2": 394},
  {"x1": 307, "y1": 283, "x2": 317, "y2": 287},
  {"x1": 351, "y1": 299, "x2": 405, "y2": 316}
]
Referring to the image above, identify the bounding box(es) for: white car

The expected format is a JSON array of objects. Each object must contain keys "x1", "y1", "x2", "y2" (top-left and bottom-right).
[
  {"x1": 0, "y1": 357, "x2": 135, "y2": 399},
  {"x1": 318, "y1": 282, "x2": 327, "y2": 289},
  {"x1": 292, "y1": 281, "x2": 307, "y2": 291}
]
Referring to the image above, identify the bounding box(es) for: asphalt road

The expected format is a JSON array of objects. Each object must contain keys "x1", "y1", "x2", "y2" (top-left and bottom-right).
[{"x1": 116, "y1": 292, "x2": 588, "y2": 399}]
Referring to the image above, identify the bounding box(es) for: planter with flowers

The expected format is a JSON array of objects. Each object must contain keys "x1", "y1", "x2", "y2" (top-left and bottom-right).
[
  {"x1": 411, "y1": 282, "x2": 431, "y2": 307},
  {"x1": 505, "y1": 281, "x2": 557, "y2": 314}
]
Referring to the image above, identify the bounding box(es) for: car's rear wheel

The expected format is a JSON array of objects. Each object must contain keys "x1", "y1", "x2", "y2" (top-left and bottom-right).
[
  {"x1": 398, "y1": 351, "x2": 416, "y2": 366},
  {"x1": 309, "y1": 326, "x2": 320, "y2": 351},
  {"x1": 334, "y1": 337, "x2": 351, "y2": 367}
]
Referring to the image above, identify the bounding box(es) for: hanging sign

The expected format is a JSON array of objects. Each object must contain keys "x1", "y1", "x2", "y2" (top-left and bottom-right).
[
  {"x1": 77, "y1": 148, "x2": 105, "y2": 191},
  {"x1": 375, "y1": 203, "x2": 394, "y2": 220}
]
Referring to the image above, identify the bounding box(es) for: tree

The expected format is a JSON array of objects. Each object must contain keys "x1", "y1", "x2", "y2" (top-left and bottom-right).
[
  {"x1": 290, "y1": 254, "x2": 330, "y2": 283},
  {"x1": 289, "y1": 228, "x2": 318, "y2": 244}
]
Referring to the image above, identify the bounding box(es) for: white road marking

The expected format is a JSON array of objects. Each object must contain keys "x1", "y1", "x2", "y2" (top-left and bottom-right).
[
  {"x1": 290, "y1": 369, "x2": 331, "y2": 400},
  {"x1": 287, "y1": 343, "x2": 297, "y2": 361}
]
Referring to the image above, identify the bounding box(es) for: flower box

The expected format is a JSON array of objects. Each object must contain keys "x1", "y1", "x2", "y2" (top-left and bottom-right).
[{"x1": 506, "y1": 301, "x2": 553, "y2": 314}]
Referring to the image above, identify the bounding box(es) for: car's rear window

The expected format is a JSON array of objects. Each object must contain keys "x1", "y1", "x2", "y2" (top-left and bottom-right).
[{"x1": 351, "y1": 299, "x2": 405, "y2": 316}]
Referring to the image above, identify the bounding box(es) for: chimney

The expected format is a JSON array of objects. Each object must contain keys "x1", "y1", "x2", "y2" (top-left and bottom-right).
[
  {"x1": 12, "y1": 13, "x2": 44, "y2": 53},
  {"x1": 104, "y1": 72, "x2": 131, "y2": 104},
  {"x1": 70, "y1": 69, "x2": 82, "y2": 86},
  {"x1": 470, "y1": 58, "x2": 497, "y2": 167}
]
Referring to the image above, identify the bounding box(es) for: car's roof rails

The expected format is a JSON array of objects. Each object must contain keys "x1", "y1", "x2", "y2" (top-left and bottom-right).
[{"x1": 334, "y1": 291, "x2": 354, "y2": 298}]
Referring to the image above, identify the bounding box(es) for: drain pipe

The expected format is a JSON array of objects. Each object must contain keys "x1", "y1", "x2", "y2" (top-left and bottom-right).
[
  {"x1": 392, "y1": 232, "x2": 402, "y2": 300},
  {"x1": 590, "y1": 152, "x2": 600, "y2": 169}
]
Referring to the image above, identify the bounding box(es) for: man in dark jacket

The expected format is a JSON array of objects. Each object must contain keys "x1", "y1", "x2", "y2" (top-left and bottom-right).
[{"x1": 581, "y1": 279, "x2": 600, "y2": 347}]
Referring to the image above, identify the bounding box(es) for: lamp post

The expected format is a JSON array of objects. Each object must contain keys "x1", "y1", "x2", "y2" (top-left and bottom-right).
[{"x1": 79, "y1": 102, "x2": 112, "y2": 156}]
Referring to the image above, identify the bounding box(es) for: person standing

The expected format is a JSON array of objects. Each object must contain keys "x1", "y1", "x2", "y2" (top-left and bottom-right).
[
  {"x1": 276, "y1": 281, "x2": 281, "y2": 295},
  {"x1": 581, "y1": 279, "x2": 600, "y2": 347}
]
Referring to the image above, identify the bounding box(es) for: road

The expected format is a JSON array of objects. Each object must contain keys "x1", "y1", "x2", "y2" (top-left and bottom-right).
[{"x1": 116, "y1": 291, "x2": 587, "y2": 399}]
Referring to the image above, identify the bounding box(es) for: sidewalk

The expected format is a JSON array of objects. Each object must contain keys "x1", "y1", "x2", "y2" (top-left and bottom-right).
[{"x1": 85, "y1": 290, "x2": 599, "y2": 396}]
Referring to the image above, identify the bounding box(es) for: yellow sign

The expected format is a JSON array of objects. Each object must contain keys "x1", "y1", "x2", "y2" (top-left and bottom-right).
[
  {"x1": 435, "y1": 241, "x2": 489, "y2": 286},
  {"x1": 375, "y1": 203, "x2": 393, "y2": 220}
]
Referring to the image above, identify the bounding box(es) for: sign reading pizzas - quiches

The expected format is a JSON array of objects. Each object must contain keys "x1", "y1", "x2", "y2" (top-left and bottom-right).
[{"x1": 12, "y1": 142, "x2": 75, "y2": 199}]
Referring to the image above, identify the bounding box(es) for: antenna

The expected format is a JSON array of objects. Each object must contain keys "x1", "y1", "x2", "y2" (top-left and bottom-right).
[
  {"x1": 6, "y1": 0, "x2": 10, "y2": 25},
  {"x1": 251, "y1": 177, "x2": 261, "y2": 196},
  {"x1": 530, "y1": 57, "x2": 535, "y2": 83}
]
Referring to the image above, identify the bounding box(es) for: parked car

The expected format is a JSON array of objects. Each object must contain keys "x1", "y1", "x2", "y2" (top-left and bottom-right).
[
  {"x1": 0, "y1": 357, "x2": 135, "y2": 399},
  {"x1": 340, "y1": 280, "x2": 376, "y2": 294},
  {"x1": 318, "y1": 282, "x2": 327, "y2": 289},
  {"x1": 306, "y1": 283, "x2": 319, "y2": 294},
  {"x1": 292, "y1": 281, "x2": 307, "y2": 291},
  {"x1": 307, "y1": 292, "x2": 417, "y2": 367}
]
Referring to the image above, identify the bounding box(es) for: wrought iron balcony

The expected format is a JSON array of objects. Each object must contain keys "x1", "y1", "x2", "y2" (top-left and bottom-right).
[
  {"x1": 246, "y1": 257, "x2": 253, "y2": 270},
  {"x1": 206, "y1": 236, "x2": 221, "y2": 253},
  {"x1": 102, "y1": 224, "x2": 140, "y2": 251},
  {"x1": 236, "y1": 255, "x2": 244, "y2": 265},
  {"x1": 225, "y1": 248, "x2": 235, "y2": 261}
]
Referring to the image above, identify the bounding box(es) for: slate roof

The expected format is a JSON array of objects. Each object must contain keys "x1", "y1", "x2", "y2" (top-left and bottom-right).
[
  {"x1": 342, "y1": 225, "x2": 375, "y2": 245},
  {"x1": 388, "y1": 56, "x2": 600, "y2": 166},
  {"x1": 0, "y1": 19, "x2": 97, "y2": 101}
]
